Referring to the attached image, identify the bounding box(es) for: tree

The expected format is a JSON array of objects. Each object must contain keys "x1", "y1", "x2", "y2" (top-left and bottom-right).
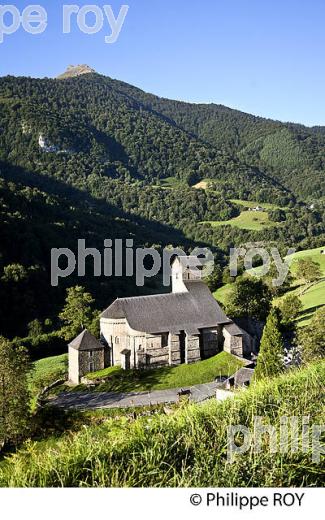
[
  {"x1": 226, "y1": 278, "x2": 272, "y2": 321},
  {"x1": 59, "y1": 286, "x2": 97, "y2": 341},
  {"x1": 253, "y1": 309, "x2": 285, "y2": 381},
  {"x1": 278, "y1": 294, "x2": 303, "y2": 326},
  {"x1": 0, "y1": 337, "x2": 30, "y2": 448},
  {"x1": 296, "y1": 258, "x2": 321, "y2": 286},
  {"x1": 297, "y1": 307, "x2": 325, "y2": 364},
  {"x1": 269, "y1": 209, "x2": 286, "y2": 222},
  {"x1": 1, "y1": 264, "x2": 28, "y2": 283},
  {"x1": 263, "y1": 261, "x2": 294, "y2": 297},
  {"x1": 27, "y1": 319, "x2": 43, "y2": 338},
  {"x1": 206, "y1": 264, "x2": 222, "y2": 292}
]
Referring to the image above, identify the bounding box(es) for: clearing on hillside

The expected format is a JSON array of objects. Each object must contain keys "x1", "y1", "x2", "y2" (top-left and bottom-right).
[
  {"x1": 229, "y1": 199, "x2": 284, "y2": 210},
  {"x1": 203, "y1": 210, "x2": 276, "y2": 231}
]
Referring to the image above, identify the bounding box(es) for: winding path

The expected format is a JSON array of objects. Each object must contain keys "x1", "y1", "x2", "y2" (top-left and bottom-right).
[{"x1": 50, "y1": 381, "x2": 219, "y2": 410}]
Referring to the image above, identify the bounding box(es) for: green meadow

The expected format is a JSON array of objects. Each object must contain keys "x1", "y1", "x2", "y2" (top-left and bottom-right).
[
  {"x1": 228, "y1": 199, "x2": 282, "y2": 210},
  {"x1": 203, "y1": 210, "x2": 275, "y2": 231},
  {"x1": 71, "y1": 352, "x2": 243, "y2": 393}
]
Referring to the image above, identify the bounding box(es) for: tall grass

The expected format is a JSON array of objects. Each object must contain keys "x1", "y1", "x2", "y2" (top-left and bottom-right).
[{"x1": 1, "y1": 361, "x2": 324, "y2": 487}]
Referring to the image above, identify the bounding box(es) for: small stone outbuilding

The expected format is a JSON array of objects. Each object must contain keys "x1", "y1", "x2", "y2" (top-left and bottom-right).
[{"x1": 68, "y1": 329, "x2": 106, "y2": 384}]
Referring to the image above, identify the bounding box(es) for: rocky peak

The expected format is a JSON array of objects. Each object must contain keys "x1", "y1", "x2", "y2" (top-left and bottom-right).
[{"x1": 56, "y1": 64, "x2": 96, "y2": 79}]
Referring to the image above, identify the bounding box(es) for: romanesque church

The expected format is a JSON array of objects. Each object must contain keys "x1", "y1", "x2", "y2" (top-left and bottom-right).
[{"x1": 68, "y1": 256, "x2": 254, "y2": 383}]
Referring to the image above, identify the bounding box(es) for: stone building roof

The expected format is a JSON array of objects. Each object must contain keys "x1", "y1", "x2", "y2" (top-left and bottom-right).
[
  {"x1": 228, "y1": 367, "x2": 255, "y2": 387},
  {"x1": 224, "y1": 322, "x2": 244, "y2": 336},
  {"x1": 101, "y1": 281, "x2": 232, "y2": 334},
  {"x1": 69, "y1": 329, "x2": 103, "y2": 351}
]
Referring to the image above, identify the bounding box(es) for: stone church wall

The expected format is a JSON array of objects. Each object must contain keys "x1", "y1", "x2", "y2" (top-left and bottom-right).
[
  {"x1": 68, "y1": 346, "x2": 79, "y2": 384},
  {"x1": 169, "y1": 333, "x2": 181, "y2": 365},
  {"x1": 185, "y1": 335, "x2": 201, "y2": 364},
  {"x1": 223, "y1": 329, "x2": 243, "y2": 357},
  {"x1": 78, "y1": 349, "x2": 105, "y2": 379},
  {"x1": 144, "y1": 334, "x2": 170, "y2": 368},
  {"x1": 201, "y1": 328, "x2": 220, "y2": 358}
]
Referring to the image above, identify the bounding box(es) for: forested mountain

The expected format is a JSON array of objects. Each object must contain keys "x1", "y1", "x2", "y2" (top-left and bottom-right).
[
  {"x1": 109, "y1": 77, "x2": 325, "y2": 198},
  {"x1": 0, "y1": 68, "x2": 324, "y2": 341},
  {"x1": 0, "y1": 73, "x2": 288, "y2": 201}
]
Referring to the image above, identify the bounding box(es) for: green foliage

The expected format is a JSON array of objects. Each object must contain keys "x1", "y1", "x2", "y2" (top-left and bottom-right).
[
  {"x1": 27, "y1": 319, "x2": 43, "y2": 339},
  {"x1": 59, "y1": 286, "x2": 97, "y2": 341},
  {"x1": 278, "y1": 294, "x2": 303, "y2": 326},
  {"x1": 1, "y1": 361, "x2": 324, "y2": 487},
  {"x1": 297, "y1": 307, "x2": 325, "y2": 364},
  {"x1": 1, "y1": 264, "x2": 28, "y2": 283},
  {"x1": 296, "y1": 258, "x2": 322, "y2": 285},
  {"x1": 253, "y1": 309, "x2": 285, "y2": 381},
  {"x1": 226, "y1": 278, "x2": 272, "y2": 321},
  {"x1": 205, "y1": 264, "x2": 222, "y2": 292},
  {"x1": 263, "y1": 261, "x2": 294, "y2": 297},
  {"x1": 12, "y1": 332, "x2": 66, "y2": 361},
  {"x1": 269, "y1": 208, "x2": 286, "y2": 222},
  {"x1": 0, "y1": 337, "x2": 31, "y2": 447}
]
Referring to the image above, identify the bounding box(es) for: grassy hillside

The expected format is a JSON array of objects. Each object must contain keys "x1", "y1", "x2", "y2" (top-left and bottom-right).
[
  {"x1": 297, "y1": 281, "x2": 325, "y2": 326},
  {"x1": 288, "y1": 246, "x2": 325, "y2": 277},
  {"x1": 78, "y1": 351, "x2": 243, "y2": 393},
  {"x1": 283, "y1": 247, "x2": 325, "y2": 326},
  {"x1": 1, "y1": 361, "x2": 324, "y2": 487},
  {"x1": 203, "y1": 210, "x2": 276, "y2": 231},
  {"x1": 215, "y1": 246, "x2": 325, "y2": 324},
  {"x1": 229, "y1": 199, "x2": 283, "y2": 210},
  {"x1": 30, "y1": 354, "x2": 68, "y2": 388},
  {"x1": 28, "y1": 354, "x2": 68, "y2": 408}
]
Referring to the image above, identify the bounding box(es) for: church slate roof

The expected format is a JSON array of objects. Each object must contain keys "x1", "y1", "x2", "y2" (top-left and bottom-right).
[
  {"x1": 224, "y1": 322, "x2": 244, "y2": 336},
  {"x1": 69, "y1": 329, "x2": 103, "y2": 351},
  {"x1": 101, "y1": 281, "x2": 232, "y2": 334}
]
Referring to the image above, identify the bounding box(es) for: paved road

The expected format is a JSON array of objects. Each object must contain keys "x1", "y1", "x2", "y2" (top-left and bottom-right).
[{"x1": 50, "y1": 381, "x2": 218, "y2": 410}]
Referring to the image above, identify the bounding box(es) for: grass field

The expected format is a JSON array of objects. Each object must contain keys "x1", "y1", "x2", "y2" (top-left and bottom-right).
[
  {"x1": 77, "y1": 351, "x2": 244, "y2": 393},
  {"x1": 1, "y1": 361, "x2": 324, "y2": 487},
  {"x1": 30, "y1": 354, "x2": 68, "y2": 387},
  {"x1": 214, "y1": 283, "x2": 234, "y2": 305},
  {"x1": 157, "y1": 176, "x2": 185, "y2": 189},
  {"x1": 297, "y1": 280, "x2": 325, "y2": 326},
  {"x1": 228, "y1": 199, "x2": 282, "y2": 210},
  {"x1": 29, "y1": 354, "x2": 68, "y2": 407},
  {"x1": 203, "y1": 210, "x2": 276, "y2": 231}
]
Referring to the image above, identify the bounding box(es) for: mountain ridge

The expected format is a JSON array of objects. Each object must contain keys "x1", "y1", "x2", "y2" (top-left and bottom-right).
[{"x1": 1, "y1": 70, "x2": 323, "y2": 197}]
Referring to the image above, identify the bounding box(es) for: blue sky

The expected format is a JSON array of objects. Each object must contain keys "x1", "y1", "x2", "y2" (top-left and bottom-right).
[{"x1": 1, "y1": 0, "x2": 325, "y2": 126}]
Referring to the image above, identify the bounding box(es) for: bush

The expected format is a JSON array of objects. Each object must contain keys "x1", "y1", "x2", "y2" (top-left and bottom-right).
[{"x1": 12, "y1": 332, "x2": 66, "y2": 361}]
